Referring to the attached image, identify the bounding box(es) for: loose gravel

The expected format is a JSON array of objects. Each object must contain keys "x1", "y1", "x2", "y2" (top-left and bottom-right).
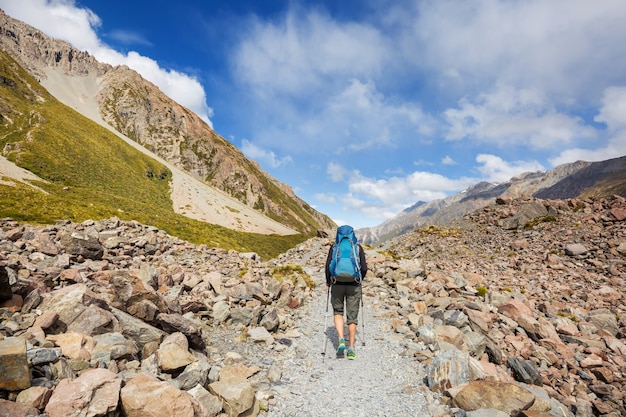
[{"x1": 265, "y1": 268, "x2": 444, "y2": 417}]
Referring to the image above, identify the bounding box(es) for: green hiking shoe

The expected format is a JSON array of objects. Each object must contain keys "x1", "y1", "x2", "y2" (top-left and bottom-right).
[
  {"x1": 347, "y1": 349, "x2": 355, "y2": 360},
  {"x1": 337, "y1": 338, "x2": 346, "y2": 354}
]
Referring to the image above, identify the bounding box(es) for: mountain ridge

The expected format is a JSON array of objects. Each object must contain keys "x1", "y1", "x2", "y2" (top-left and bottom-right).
[
  {"x1": 358, "y1": 156, "x2": 626, "y2": 245},
  {"x1": 0, "y1": 9, "x2": 336, "y2": 237}
]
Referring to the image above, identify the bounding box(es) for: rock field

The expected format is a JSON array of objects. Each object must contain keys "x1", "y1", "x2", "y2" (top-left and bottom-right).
[{"x1": 1, "y1": 194, "x2": 625, "y2": 416}]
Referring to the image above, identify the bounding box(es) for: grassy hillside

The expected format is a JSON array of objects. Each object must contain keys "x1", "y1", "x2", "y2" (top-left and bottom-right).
[{"x1": 0, "y1": 50, "x2": 305, "y2": 259}]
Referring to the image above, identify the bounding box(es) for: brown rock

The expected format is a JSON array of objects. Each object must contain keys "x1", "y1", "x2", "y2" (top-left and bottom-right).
[
  {"x1": 15, "y1": 386, "x2": 53, "y2": 410},
  {"x1": 590, "y1": 367, "x2": 614, "y2": 383},
  {"x1": 0, "y1": 337, "x2": 30, "y2": 391},
  {"x1": 121, "y1": 373, "x2": 202, "y2": 417},
  {"x1": 497, "y1": 299, "x2": 533, "y2": 319},
  {"x1": 451, "y1": 380, "x2": 536, "y2": 414},
  {"x1": 219, "y1": 363, "x2": 261, "y2": 384},
  {"x1": 0, "y1": 398, "x2": 39, "y2": 417},
  {"x1": 0, "y1": 293, "x2": 22, "y2": 312},
  {"x1": 47, "y1": 332, "x2": 94, "y2": 360},
  {"x1": 209, "y1": 380, "x2": 255, "y2": 417},
  {"x1": 44, "y1": 368, "x2": 121, "y2": 417},
  {"x1": 608, "y1": 207, "x2": 626, "y2": 221},
  {"x1": 33, "y1": 311, "x2": 59, "y2": 329},
  {"x1": 156, "y1": 332, "x2": 198, "y2": 372}
]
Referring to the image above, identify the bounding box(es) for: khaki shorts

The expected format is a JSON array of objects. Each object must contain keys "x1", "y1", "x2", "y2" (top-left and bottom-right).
[{"x1": 331, "y1": 284, "x2": 362, "y2": 325}]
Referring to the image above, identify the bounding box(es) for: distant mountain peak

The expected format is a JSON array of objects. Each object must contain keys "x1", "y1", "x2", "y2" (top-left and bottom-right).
[{"x1": 358, "y1": 155, "x2": 626, "y2": 245}]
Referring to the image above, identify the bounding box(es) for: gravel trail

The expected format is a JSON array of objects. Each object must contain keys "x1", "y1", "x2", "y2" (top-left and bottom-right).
[{"x1": 266, "y1": 267, "x2": 442, "y2": 417}]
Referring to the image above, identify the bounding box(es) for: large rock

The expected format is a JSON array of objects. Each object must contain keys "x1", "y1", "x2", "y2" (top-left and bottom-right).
[
  {"x1": 47, "y1": 332, "x2": 94, "y2": 360},
  {"x1": 92, "y1": 332, "x2": 139, "y2": 364},
  {"x1": 121, "y1": 373, "x2": 203, "y2": 417},
  {"x1": 110, "y1": 307, "x2": 166, "y2": 349},
  {"x1": 209, "y1": 380, "x2": 256, "y2": 417},
  {"x1": 157, "y1": 313, "x2": 206, "y2": 351},
  {"x1": 425, "y1": 348, "x2": 470, "y2": 393},
  {"x1": 451, "y1": 380, "x2": 536, "y2": 415},
  {"x1": 188, "y1": 384, "x2": 223, "y2": 417},
  {"x1": 15, "y1": 385, "x2": 53, "y2": 410},
  {"x1": 0, "y1": 398, "x2": 39, "y2": 417},
  {"x1": 157, "y1": 332, "x2": 198, "y2": 372},
  {"x1": 107, "y1": 269, "x2": 168, "y2": 321},
  {"x1": 58, "y1": 231, "x2": 104, "y2": 260},
  {"x1": 38, "y1": 284, "x2": 119, "y2": 335},
  {"x1": 500, "y1": 201, "x2": 548, "y2": 230},
  {"x1": 44, "y1": 368, "x2": 121, "y2": 417},
  {"x1": 0, "y1": 337, "x2": 30, "y2": 391}
]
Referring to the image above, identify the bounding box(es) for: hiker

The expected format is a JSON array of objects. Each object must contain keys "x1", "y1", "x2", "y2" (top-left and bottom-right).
[{"x1": 325, "y1": 225, "x2": 367, "y2": 360}]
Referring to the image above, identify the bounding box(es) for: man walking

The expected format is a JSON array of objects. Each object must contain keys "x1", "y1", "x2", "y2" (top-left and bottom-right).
[{"x1": 325, "y1": 225, "x2": 367, "y2": 360}]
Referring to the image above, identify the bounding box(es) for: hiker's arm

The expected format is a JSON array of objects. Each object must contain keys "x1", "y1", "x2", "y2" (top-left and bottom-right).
[
  {"x1": 324, "y1": 246, "x2": 333, "y2": 286},
  {"x1": 358, "y1": 245, "x2": 368, "y2": 278}
]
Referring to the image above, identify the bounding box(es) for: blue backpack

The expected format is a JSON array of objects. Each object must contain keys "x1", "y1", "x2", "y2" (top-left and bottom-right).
[{"x1": 329, "y1": 225, "x2": 362, "y2": 283}]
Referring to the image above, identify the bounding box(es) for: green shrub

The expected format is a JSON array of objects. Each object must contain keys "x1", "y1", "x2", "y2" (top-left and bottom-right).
[
  {"x1": 271, "y1": 265, "x2": 315, "y2": 289},
  {"x1": 476, "y1": 285, "x2": 488, "y2": 297}
]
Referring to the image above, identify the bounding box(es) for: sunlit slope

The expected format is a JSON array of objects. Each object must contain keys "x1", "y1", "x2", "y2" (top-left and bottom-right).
[{"x1": 0, "y1": 50, "x2": 304, "y2": 259}]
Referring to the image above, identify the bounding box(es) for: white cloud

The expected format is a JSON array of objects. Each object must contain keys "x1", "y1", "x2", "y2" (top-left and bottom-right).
[
  {"x1": 253, "y1": 78, "x2": 435, "y2": 155},
  {"x1": 399, "y1": 0, "x2": 626, "y2": 100},
  {"x1": 595, "y1": 87, "x2": 626, "y2": 131},
  {"x1": 233, "y1": 8, "x2": 389, "y2": 98},
  {"x1": 0, "y1": 0, "x2": 102, "y2": 51},
  {"x1": 240, "y1": 140, "x2": 293, "y2": 168},
  {"x1": 348, "y1": 170, "x2": 473, "y2": 207},
  {"x1": 442, "y1": 155, "x2": 455, "y2": 165},
  {"x1": 327, "y1": 162, "x2": 348, "y2": 182},
  {"x1": 475, "y1": 154, "x2": 544, "y2": 183},
  {"x1": 444, "y1": 85, "x2": 597, "y2": 149},
  {"x1": 231, "y1": 7, "x2": 435, "y2": 155},
  {"x1": 328, "y1": 153, "x2": 551, "y2": 225},
  {"x1": 549, "y1": 86, "x2": 626, "y2": 166},
  {"x1": 0, "y1": 0, "x2": 214, "y2": 127},
  {"x1": 549, "y1": 140, "x2": 626, "y2": 167},
  {"x1": 322, "y1": 169, "x2": 477, "y2": 226}
]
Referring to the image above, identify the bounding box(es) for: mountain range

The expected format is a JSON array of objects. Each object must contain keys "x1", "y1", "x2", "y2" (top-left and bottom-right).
[
  {"x1": 358, "y1": 155, "x2": 626, "y2": 245},
  {"x1": 1, "y1": 8, "x2": 624, "y2": 254}
]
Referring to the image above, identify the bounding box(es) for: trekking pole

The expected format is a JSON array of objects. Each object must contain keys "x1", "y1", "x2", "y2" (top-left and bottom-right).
[{"x1": 321, "y1": 285, "x2": 331, "y2": 361}]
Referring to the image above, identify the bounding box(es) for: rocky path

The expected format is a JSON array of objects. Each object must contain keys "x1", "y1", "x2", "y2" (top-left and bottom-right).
[
  {"x1": 2, "y1": 195, "x2": 625, "y2": 417},
  {"x1": 266, "y1": 267, "x2": 442, "y2": 417}
]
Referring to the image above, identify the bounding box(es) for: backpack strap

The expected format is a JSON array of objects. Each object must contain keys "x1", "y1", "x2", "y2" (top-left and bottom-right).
[{"x1": 352, "y1": 242, "x2": 362, "y2": 283}]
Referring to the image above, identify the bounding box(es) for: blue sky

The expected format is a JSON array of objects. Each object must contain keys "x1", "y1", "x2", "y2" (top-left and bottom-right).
[{"x1": 2, "y1": 0, "x2": 626, "y2": 229}]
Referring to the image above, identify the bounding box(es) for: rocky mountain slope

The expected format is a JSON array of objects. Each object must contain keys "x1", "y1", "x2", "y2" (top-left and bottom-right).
[
  {"x1": 359, "y1": 156, "x2": 626, "y2": 245},
  {"x1": 0, "y1": 9, "x2": 335, "y2": 236},
  {"x1": 1, "y1": 193, "x2": 625, "y2": 416},
  {"x1": 0, "y1": 47, "x2": 307, "y2": 259}
]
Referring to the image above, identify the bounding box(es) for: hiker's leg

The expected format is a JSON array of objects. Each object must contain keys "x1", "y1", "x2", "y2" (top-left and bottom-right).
[
  {"x1": 331, "y1": 284, "x2": 347, "y2": 341},
  {"x1": 345, "y1": 285, "x2": 361, "y2": 349},
  {"x1": 334, "y1": 314, "x2": 345, "y2": 340},
  {"x1": 347, "y1": 323, "x2": 357, "y2": 349}
]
